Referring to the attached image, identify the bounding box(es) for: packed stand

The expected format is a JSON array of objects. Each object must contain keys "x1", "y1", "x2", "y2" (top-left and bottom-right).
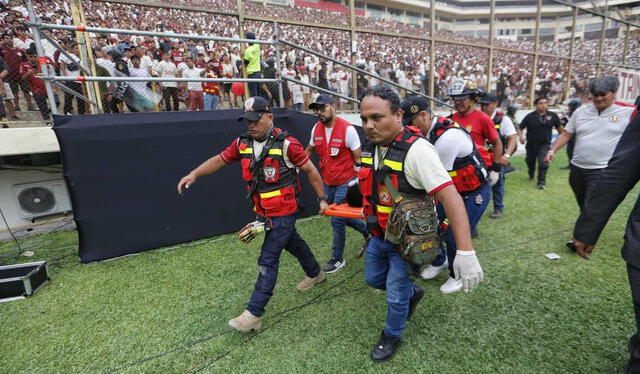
[{"x1": 0, "y1": 0, "x2": 634, "y2": 120}]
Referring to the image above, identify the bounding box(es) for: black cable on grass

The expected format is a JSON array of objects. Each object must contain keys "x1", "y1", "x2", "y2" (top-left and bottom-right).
[
  {"x1": 101, "y1": 268, "x2": 365, "y2": 374},
  {"x1": 0, "y1": 206, "x2": 23, "y2": 265},
  {"x1": 481, "y1": 227, "x2": 574, "y2": 255},
  {"x1": 187, "y1": 268, "x2": 365, "y2": 374}
]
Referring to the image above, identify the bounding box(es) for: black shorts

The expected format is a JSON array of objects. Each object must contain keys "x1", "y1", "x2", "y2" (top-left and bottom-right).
[
  {"x1": 223, "y1": 82, "x2": 232, "y2": 93},
  {"x1": 7, "y1": 76, "x2": 30, "y2": 93}
]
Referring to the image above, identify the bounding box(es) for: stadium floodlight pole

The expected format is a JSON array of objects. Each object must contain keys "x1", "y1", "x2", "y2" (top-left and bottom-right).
[
  {"x1": 273, "y1": 22, "x2": 285, "y2": 108},
  {"x1": 564, "y1": 6, "x2": 578, "y2": 104},
  {"x1": 622, "y1": 23, "x2": 630, "y2": 65},
  {"x1": 429, "y1": 0, "x2": 436, "y2": 111},
  {"x1": 279, "y1": 39, "x2": 453, "y2": 108},
  {"x1": 282, "y1": 76, "x2": 359, "y2": 105},
  {"x1": 34, "y1": 23, "x2": 275, "y2": 46},
  {"x1": 25, "y1": 0, "x2": 58, "y2": 116}
]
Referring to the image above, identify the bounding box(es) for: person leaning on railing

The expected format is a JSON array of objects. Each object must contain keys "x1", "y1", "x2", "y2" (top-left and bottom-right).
[{"x1": 243, "y1": 32, "x2": 261, "y2": 98}]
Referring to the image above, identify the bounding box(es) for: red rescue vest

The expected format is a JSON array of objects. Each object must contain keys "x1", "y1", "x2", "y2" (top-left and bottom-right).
[
  {"x1": 358, "y1": 129, "x2": 426, "y2": 238},
  {"x1": 312, "y1": 117, "x2": 356, "y2": 186},
  {"x1": 238, "y1": 128, "x2": 299, "y2": 217},
  {"x1": 428, "y1": 117, "x2": 488, "y2": 193}
]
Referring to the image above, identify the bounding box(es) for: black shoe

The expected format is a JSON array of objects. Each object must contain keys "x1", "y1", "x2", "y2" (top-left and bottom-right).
[
  {"x1": 15, "y1": 105, "x2": 21, "y2": 112},
  {"x1": 371, "y1": 330, "x2": 402, "y2": 362},
  {"x1": 566, "y1": 240, "x2": 577, "y2": 252},
  {"x1": 537, "y1": 183, "x2": 546, "y2": 190},
  {"x1": 322, "y1": 258, "x2": 345, "y2": 274},
  {"x1": 407, "y1": 285, "x2": 425, "y2": 320}
]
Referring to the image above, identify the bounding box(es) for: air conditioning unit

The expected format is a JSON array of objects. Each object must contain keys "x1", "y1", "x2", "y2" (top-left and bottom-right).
[{"x1": 11, "y1": 180, "x2": 72, "y2": 219}]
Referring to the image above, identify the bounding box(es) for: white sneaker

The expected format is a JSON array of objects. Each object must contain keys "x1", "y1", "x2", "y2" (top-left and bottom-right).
[
  {"x1": 440, "y1": 277, "x2": 463, "y2": 294},
  {"x1": 420, "y1": 261, "x2": 448, "y2": 280}
]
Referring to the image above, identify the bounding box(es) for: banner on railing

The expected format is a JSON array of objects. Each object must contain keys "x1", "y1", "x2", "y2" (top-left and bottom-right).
[{"x1": 616, "y1": 68, "x2": 640, "y2": 105}]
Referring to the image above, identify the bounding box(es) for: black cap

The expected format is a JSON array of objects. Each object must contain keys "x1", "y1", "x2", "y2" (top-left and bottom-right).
[
  {"x1": 401, "y1": 96, "x2": 430, "y2": 126},
  {"x1": 245, "y1": 32, "x2": 256, "y2": 40},
  {"x1": 566, "y1": 98, "x2": 582, "y2": 108},
  {"x1": 479, "y1": 93, "x2": 498, "y2": 104},
  {"x1": 238, "y1": 96, "x2": 271, "y2": 122},
  {"x1": 309, "y1": 94, "x2": 335, "y2": 110}
]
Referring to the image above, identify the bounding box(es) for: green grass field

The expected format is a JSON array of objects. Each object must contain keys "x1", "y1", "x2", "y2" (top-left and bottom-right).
[{"x1": 1, "y1": 152, "x2": 638, "y2": 374}]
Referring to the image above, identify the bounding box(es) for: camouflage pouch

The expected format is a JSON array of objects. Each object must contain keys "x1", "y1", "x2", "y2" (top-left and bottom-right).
[{"x1": 383, "y1": 177, "x2": 440, "y2": 276}]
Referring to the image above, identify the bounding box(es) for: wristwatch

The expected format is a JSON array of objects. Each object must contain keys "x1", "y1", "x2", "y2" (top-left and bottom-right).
[
  {"x1": 505, "y1": 154, "x2": 511, "y2": 159},
  {"x1": 318, "y1": 195, "x2": 329, "y2": 203}
]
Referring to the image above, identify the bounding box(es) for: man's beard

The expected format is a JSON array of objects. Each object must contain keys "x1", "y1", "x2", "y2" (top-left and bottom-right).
[{"x1": 320, "y1": 113, "x2": 333, "y2": 124}]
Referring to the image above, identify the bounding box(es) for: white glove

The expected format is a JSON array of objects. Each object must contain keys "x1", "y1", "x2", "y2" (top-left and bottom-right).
[
  {"x1": 489, "y1": 170, "x2": 499, "y2": 186},
  {"x1": 453, "y1": 250, "x2": 483, "y2": 292}
]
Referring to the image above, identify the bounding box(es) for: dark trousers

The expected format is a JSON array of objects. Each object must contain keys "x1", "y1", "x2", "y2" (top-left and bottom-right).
[
  {"x1": 627, "y1": 263, "x2": 640, "y2": 374},
  {"x1": 432, "y1": 182, "x2": 491, "y2": 278},
  {"x1": 163, "y1": 86, "x2": 179, "y2": 111},
  {"x1": 246, "y1": 214, "x2": 321, "y2": 317},
  {"x1": 569, "y1": 164, "x2": 603, "y2": 210},
  {"x1": 248, "y1": 72, "x2": 262, "y2": 97},
  {"x1": 526, "y1": 142, "x2": 550, "y2": 184},
  {"x1": 33, "y1": 93, "x2": 50, "y2": 120},
  {"x1": 566, "y1": 134, "x2": 576, "y2": 161},
  {"x1": 63, "y1": 81, "x2": 85, "y2": 114}
]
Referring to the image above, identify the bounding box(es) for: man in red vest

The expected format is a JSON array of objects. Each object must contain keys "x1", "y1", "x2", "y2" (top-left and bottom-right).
[
  {"x1": 359, "y1": 86, "x2": 482, "y2": 362},
  {"x1": 177, "y1": 96, "x2": 328, "y2": 332},
  {"x1": 305, "y1": 94, "x2": 368, "y2": 273},
  {"x1": 448, "y1": 84, "x2": 503, "y2": 237},
  {"x1": 401, "y1": 95, "x2": 490, "y2": 294}
]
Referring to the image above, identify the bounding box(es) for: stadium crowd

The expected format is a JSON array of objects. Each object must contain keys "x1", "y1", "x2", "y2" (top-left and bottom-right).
[{"x1": 0, "y1": 0, "x2": 636, "y2": 118}]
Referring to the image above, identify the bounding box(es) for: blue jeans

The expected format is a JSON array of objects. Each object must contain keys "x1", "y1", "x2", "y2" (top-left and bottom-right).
[
  {"x1": 324, "y1": 180, "x2": 368, "y2": 260},
  {"x1": 364, "y1": 236, "x2": 415, "y2": 338},
  {"x1": 204, "y1": 94, "x2": 219, "y2": 110},
  {"x1": 246, "y1": 214, "x2": 321, "y2": 317},
  {"x1": 491, "y1": 167, "x2": 505, "y2": 212},
  {"x1": 431, "y1": 182, "x2": 491, "y2": 278}
]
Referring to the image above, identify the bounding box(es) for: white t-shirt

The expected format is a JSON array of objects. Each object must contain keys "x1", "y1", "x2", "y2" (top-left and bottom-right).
[
  {"x1": 96, "y1": 57, "x2": 115, "y2": 76},
  {"x1": 60, "y1": 53, "x2": 81, "y2": 78},
  {"x1": 426, "y1": 118, "x2": 474, "y2": 170},
  {"x1": 565, "y1": 103, "x2": 635, "y2": 169},
  {"x1": 309, "y1": 122, "x2": 361, "y2": 151},
  {"x1": 157, "y1": 60, "x2": 178, "y2": 88},
  {"x1": 181, "y1": 66, "x2": 203, "y2": 91},
  {"x1": 374, "y1": 137, "x2": 452, "y2": 194},
  {"x1": 491, "y1": 110, "x2": 517, "y2": 137},
  {"x1": 13, "y1": 37, "x2": 33, "y2": 50},
  {"x1": 300, "y1": 74, "x2": 310, "y2": 94},
  {"x1": 128, "y1": 66, "x2": 149, "y2": 94}
]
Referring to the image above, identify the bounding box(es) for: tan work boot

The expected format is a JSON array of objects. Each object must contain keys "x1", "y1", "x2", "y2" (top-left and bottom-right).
[
  {"x1": 228, "y1": 310, "x2": 262, "y2": 332},
  {"x1": 296, "y1": 270, "x2": 326, "y2": 291}
]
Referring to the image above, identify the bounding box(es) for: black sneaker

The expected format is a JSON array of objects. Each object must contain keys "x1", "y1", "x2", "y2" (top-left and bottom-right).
[
  {"x1": 537, "y1": 183, "x2": 546, "y2": 190},
  {"x1": 15, "y1": 105, "x2": 21, "y2": 112},
  {"x1": 407, "y1": 285, "x2": 425, "y2": 320},
  {"x1": 371, "y1": 330, "x2": 402, "y2": 362},
  {"x1": 322, "y1": 258, "x2": 345, "y2": 274}
]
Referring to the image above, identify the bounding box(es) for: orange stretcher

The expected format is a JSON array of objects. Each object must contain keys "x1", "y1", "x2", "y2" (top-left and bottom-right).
[{"x1": 322, "y1": 203, "x2": 364, "y2": 219}]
